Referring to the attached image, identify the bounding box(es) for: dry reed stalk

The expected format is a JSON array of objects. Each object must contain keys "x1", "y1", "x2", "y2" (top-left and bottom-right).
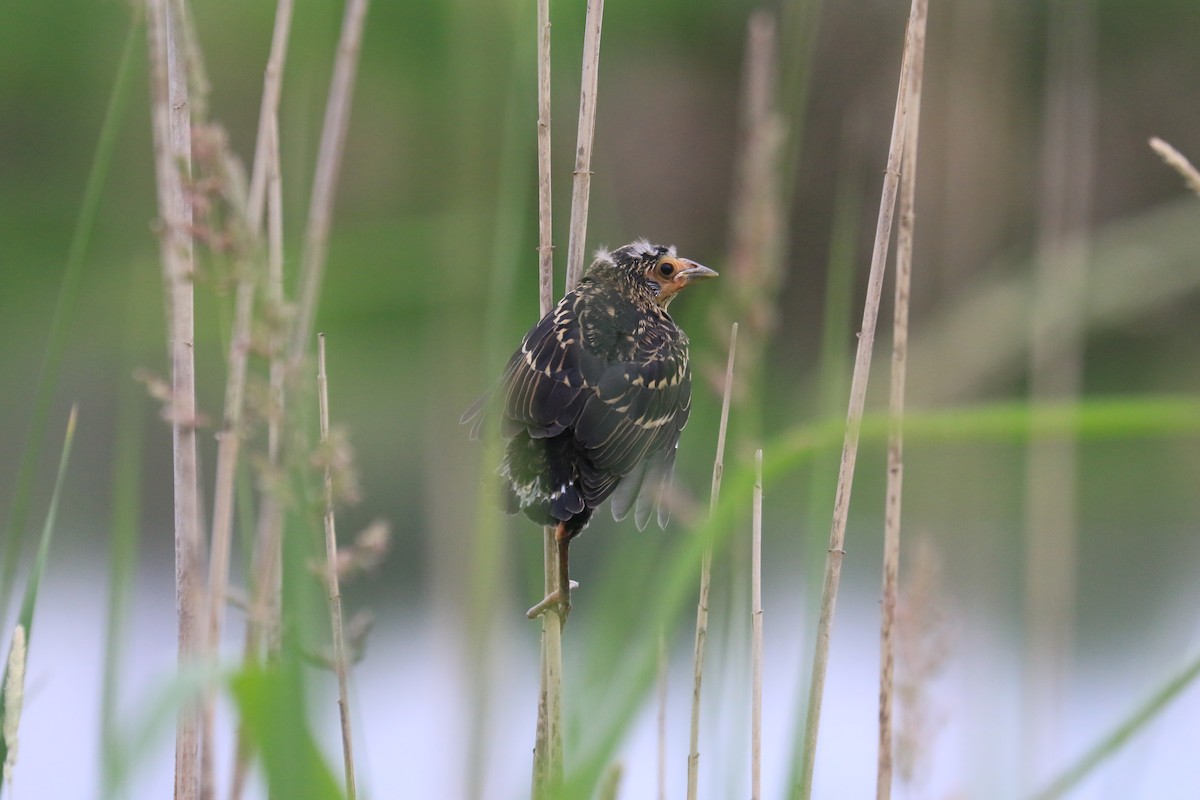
[
  {"x1": 531, "y1": 618, "x2": 564, "y2": 799},
  {"x1": 1150, "y1": 137, "x2": 1200, "y2": 196},
  {"x1": 317, "y1": 335, "x2": 358, "y2": 799},
  {"x1": 536, "y1": 0, "x2": 554, "y2": 314},
  {"x1": 751, "y1": 449, "x2": 764, "y2": 800},
  {"x1": 245, "y1": 0, "x2": 295, "y2": 234},
  {"x1": 687, "y1": 322, "x2": 738, "y2": 800},
  {"x1": 1024, "y1": 1, "x2": 1094, "y2": 786},
  {"x1": 264, "y1": 113, "x2": 285, "y2": 473},
  {"x1": 563, "y1": 0, "x2": 605, "y2": 291},
  {"x1": 531, "y1": 2, "x2": 564, "y2": 796},
  {"x1": 211, "y1": 0, "x2": 295, "y2": 738},
  {"x1": 893, "y1": 536, "x2": 949, "y2": 792},
  {"x1": 199, "y1": 96, "x2": 282, "y2": 800},
  {"x1": 877, "y1": 3, "x2": 927, "y2": 796},
  {"x1": 230, "y1": 1, "x2": 367, "y2": 782},
  {"x1": 145, "y1": 0, "x2": 203, "y2": 796},
  {"x1": 797, "y1": 1, "x2": 926, "y2": 795},
  {"x1": 201, "y1": 223, "x2": 256, "y2": 800},
  {"x1": 3, "y1": 624, "x2": 26, "y2": 788},
  {"x1": 231, "y1": 112, "x2": 286, "y2": 800},
  {"x1": 657, "y1": 630, "x2": 667, "y2": 800},
  {"x1": 172, "y1": 0, "x2": 209, "y2": 119},
  {"x1": 712, "y1": 11, "x2": 784, "y2": 427},
  {"x1": 289, "y1": 0, "x2": 371, "y2": 363}
]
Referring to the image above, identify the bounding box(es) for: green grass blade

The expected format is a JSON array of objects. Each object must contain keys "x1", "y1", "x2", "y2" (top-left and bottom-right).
[
  {"x1": 0, "y1": 405, "x2": 79, "y2": 797},
  {"x1": 229, "y1": 664, "x2": 345, "y2": 800},
  {"x1": 1030, "y1": 650, "x2": 1200, "y2": 800},
  {"x1": 0, "y1": 10, "x2": 142, "y2": 625},
  {"x1": 100, "y1": 354, "x2": 146, "y2": 794},
  {"x1": 15, "y1": 406, "x2": 77, "y2": 641}
]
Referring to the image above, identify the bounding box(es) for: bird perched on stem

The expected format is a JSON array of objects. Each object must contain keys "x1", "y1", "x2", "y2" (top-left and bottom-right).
[{"x1": 463, "y1": 240, "x2": 717, "y2": 622}]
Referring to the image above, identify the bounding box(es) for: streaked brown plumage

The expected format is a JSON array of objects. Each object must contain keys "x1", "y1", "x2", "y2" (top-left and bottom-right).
[{"x1": 464, "y1": 240, "x2": 717, "y2": 620}]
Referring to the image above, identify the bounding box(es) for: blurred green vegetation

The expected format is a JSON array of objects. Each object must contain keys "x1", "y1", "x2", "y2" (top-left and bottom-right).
[{"x1": 2, "y1": 0, "x2": 1200, "y2": 796}]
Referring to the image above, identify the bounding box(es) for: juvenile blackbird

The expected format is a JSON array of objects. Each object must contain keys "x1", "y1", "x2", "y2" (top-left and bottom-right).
[{"x1": 464, "y1": 240, "x2": 717, "y2": 620}]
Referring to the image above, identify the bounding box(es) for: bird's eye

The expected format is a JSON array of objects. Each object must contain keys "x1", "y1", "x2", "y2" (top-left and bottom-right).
[{"x1": 658, "y1": 261, "x2": 675, "y2": 278}]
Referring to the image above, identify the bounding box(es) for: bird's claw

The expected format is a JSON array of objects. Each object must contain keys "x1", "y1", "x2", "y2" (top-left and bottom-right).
[{"x1": 525, "y1": 580, "x2": 578, "y2": 623}]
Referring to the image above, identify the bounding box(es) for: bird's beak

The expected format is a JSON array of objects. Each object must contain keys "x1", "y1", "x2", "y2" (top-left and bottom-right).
[{"x1": 676, "y1": 260, "x2": 718, "y2": 282}]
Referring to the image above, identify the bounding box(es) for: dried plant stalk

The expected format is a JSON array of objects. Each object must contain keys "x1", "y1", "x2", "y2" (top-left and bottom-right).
[
  {"x1": 751, "y1": 449, "x2": 764, "y2": 800},
  {"x1": 564, "y1": 0, "x2": 605, "y2": 292},
  {"x1": 318, "y1": 335, "x2": 358, "y2": 798},
  {"x1": 687, "y1": 322, "x2": 738, "y2": 800},
  {"x1": 145, "y1": 0, "x2": 203, "y2": 796},
  {"x1": 536, "y1": 0, "x2": 554, "y2": 315},
  {"x1": 531, "y1": 2, "x2": 564, "y2": 797},
  {"x1": 231, "y1": 111, "x2": 286, "y2": 800},
  {"x1": 877, "y1": 2, "x2": 927, "y2": 796},
  {"x1": 201, "y1": 224, "x2": 256, "y2": 800},
  {"x1": 290, "y1": 0, "x2": 371, "y2": 362},
  {"x1": 1149, "y1": 137, "x2": 1200, "y2": 197},
  {"x1": 713, "y1": 10, "x2": 784, "y2": 429},
  {"x1": 657, "y1": 630, "x2": 668, "y2": 800},
  {"x1": 245, "y1": 0, "x2": 295, "y2": 234},
  {"x1": 798, "y1": 1, "x2": 927, "y2": 795}
]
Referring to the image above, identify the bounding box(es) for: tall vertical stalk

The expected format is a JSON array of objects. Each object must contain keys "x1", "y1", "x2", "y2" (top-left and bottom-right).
[
  {"x1": 145, "y1": 0, "x2": 202, "y2": 795},
  {"x1": 289, "y1": 0, "x2": 371, "y2": 364},
  {"x1": 530, "y1": 2, "x2": 563, "y2": 797},
  {"x1": 317, "y1": 335, "x2": 358, "y2": 799},
  {"x1": 877, "y1": 2, "x2": 927, "y2": 795},
  {"x1": 202, "y1": 0, "x2": 294, "y2": 781},
  {"x1": 797, "y1": 1, "x2": 927, "y2": 795},
  {"x1": 231, "y1": 111, "x2": 286, "y2": 800},
  {"x1": 687, "y1": 323, "x2": 738, "y2": 800},
  {"x1": 750, "y1": 449, "x2": 764, "y2": 800},
  {"x1": 535, "y1": 0, "x2": 553, "y2": 315},
  {"x1": 563, "y1": 0, "x2": 605, "y2": 291}
]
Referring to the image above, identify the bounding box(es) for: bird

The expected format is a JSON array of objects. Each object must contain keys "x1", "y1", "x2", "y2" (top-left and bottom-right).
[{"x1": 463, "y1": 240, "x2": 717, "y2": 621}]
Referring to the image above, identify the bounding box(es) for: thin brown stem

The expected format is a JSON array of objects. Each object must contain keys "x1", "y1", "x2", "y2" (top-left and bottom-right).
[
  {"x1": 687, "y1": 322, "x2": 738, "y2": 800},
  {"x1": 751, "y1": 449, "x2": 764, "y2": 800},
  {"x1": 245, "y1": 0, "x2": 295, "y2": 235},
  {"x1": 657, "y1": 630, "x2": 668, "y2": 800},
  {"x1": 531, "y1": 584, "x2": 564, "y2": 799},
  {"x1": 798, "y1": 1, "x2": 926, "y2": 795},
  {"x1": 563, "y1": 0, "x2": 604, "y2": 292},
  {"x1": 317, "y1": 335, "x2": 357, "y2": 799},
  {"x1": 1149, "y1": 137, "x2": 1200, "y2": 196},
  {"x1": 531, "y1": 2, "x2": 564, "y2": 797},
  {"x1": 877, "y1": 3, "x2": 926, "y2": 796},
  {"x1": 536, "y1": 0, "x2": 554, "y2": 315},
  {"x1": 718, "y1": 10, "x2": 784, "y2": 437},
  {"x1": 200, "y1": 220, "x2": 256, "y2": 800},
  {"x1": 289, "y1": 0, "x2": 371, "y2": 362},
  {"x1": 145, "y1": 0, "x2": 202, "y2": 796},
  {"x1": 231, "y1": 111, "x2": 286, "y2": 800}
]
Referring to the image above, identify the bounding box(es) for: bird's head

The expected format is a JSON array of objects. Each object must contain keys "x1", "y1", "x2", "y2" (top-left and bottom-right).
[{"x1": 589, "y1": 240, "x2": 718, "y2": 307}]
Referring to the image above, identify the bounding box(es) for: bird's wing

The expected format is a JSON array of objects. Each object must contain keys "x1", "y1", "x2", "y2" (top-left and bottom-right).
[
  {"x1": 575, "y1": 340, "x2": 692, "y2": 526},
  {"x1": 497, "y1": 294, "x2": 604, "y2": 439},
  {"x1": 610, "y1": 441, "x2": 679, "y2": 530}
]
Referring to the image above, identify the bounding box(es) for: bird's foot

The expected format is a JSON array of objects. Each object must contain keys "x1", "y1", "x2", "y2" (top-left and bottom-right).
[{"x1": 525, "y1": 580, "x2": 579, "y2": 623}]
